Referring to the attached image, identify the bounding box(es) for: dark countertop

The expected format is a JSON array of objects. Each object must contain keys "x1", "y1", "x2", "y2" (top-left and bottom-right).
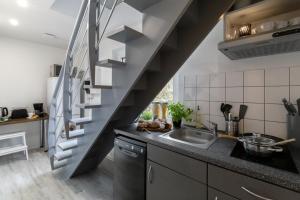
[{"x1": 115, "y1": 124, "x2": 300, "y2": 193}]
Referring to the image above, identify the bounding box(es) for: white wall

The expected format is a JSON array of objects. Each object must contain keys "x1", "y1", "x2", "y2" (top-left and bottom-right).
[
  {"x1": 176, "y1": 20, "x2": 300, "y2": 102},
  {"x1": 0, "y1": 36, "x2": 65, "y2": 112}
]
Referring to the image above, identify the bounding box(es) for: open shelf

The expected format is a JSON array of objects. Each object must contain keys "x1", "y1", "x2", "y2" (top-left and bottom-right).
[{"x1": 224, "y1": 0, "x2": 300, "y2": 41}]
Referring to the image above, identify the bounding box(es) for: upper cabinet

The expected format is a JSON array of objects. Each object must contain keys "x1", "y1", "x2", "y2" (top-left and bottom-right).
[{"x1": 219, "y1": 0, "x2": 300, "y2": 60}]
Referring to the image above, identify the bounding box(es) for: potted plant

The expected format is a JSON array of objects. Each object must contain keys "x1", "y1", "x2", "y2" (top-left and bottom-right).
[{"x1": 168, "y1": 102, "x2": 193, "y2": 128}]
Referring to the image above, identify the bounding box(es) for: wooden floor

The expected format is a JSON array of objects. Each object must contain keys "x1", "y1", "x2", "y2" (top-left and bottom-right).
[{"x1": 0, "y1": 150, "x2": 113, "y2": 200}]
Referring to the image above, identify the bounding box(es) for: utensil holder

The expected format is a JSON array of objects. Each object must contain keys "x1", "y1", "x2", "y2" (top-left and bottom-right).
[
  {"x1": 226, "y1": 120, "x2": 239, "y2": 136},
  {"x1": 287, "y1": 115, "x2": 300, "y2": 149}
]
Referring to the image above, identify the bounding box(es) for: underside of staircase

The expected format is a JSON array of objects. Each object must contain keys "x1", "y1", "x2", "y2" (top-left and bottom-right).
[{"x1": 48, "y1": 0, "x2": 234, "y2": 179}]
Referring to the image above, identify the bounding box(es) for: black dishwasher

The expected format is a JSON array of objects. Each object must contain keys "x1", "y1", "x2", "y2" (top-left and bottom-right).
[{"x1": 114, "y1": 136, "x2": 146, "y2": 200}]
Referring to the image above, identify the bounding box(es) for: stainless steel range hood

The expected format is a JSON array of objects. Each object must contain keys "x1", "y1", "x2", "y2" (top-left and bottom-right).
[{"x1": 218, "y1": 26, "x2": 300, "y2": 60}]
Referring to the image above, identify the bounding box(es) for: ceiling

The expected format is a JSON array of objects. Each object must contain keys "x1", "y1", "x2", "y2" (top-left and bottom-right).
[{"x1": 0, "y1": 0, "x2": 83, "y2": 49}]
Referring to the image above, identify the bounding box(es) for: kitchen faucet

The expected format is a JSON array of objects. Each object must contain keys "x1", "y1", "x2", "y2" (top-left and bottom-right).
[{"x1": 202, "y1": 122, "x2": 218, "y2": 137}]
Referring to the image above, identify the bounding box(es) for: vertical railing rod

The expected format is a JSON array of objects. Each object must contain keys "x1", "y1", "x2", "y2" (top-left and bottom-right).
[{"x1": 96, "y1": 0, "x2": 119, "y2": 48}]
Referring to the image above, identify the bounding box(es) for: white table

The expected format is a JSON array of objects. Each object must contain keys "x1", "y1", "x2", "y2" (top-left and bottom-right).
[{"x1": 0, "y1": 132, "x2": 28, "y2": 160}]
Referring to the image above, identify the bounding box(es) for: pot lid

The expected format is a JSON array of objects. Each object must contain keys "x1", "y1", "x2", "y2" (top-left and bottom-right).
[{"x1": 241, "y1": 133, "x2": 276, "y2": 146}]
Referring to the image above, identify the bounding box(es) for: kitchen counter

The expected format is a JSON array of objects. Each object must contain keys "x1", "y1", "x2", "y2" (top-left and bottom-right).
[
  {"x1": 0, "y1": 114, "x2": 49, "y2": 126},
  {"x1": 115, "y1": 124, "x2": 300, "y2": 193}
]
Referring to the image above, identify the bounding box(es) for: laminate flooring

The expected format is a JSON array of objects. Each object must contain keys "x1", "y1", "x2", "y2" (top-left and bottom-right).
[{"x1": 0, "y1": 150, "x2": 113, "y2": 200}]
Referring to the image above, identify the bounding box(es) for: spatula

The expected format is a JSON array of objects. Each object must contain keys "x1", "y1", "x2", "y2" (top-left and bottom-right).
[{"x1": 239, "y1": 105, "x2": 248, "y2": 121}]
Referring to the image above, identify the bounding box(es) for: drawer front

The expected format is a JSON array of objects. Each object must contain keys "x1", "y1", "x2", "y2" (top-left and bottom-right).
[
  {"x1": 147, "y1": 161, "x2": 207, "y2": 200},
  {"x1": 208, "y1": 187, "x2": 238, "y2": 200},
  {"x1": 208, "y1": 164, "x2": 300, "y2": 200},
  {"x1": 147, "y1": 144, "x2": 207, "y2": 183}
]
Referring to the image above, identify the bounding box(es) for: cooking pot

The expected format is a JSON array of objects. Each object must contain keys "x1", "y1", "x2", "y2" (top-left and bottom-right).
[
  {"x1": 219, "y1": 133, "x2": 296, "y2": 157},
  {"x1": 237, "y1": 133, "x2": 283, "y2": 157}
]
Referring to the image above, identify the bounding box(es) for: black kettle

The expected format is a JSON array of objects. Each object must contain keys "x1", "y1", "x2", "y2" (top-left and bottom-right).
[{"x1": 0, "y1": 107, "x2": 8, "y2": 117}]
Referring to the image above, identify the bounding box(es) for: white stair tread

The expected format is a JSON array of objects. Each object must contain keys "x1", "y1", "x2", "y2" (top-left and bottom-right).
[
  {"x1": 54, "y1": 150, "x2": 72, "y2": 161},
  {"x1": 70, "y1": 117, "x2": 92, "y2": 124},
  {"x1": 76, "y1": 103, "x2": 102, "y2": 109},
  {"x1": 69, "y1": 129, "x2": 85, "y2": 138},
  {"x1": 96, "y1": 59, "x2": 126, "y2": 68},
  {"x1": 53, "y1": 159, "x2": 68, "y2": 169},
  {"x1": 124, "y1": 0, "x2": 161, "y2": 11},
  {"x1": 58, "y1": 140, "x2": 78, "y2": 150},
  {"x1": 107, "y1": 25, "x2": 143, "y2": 43}
]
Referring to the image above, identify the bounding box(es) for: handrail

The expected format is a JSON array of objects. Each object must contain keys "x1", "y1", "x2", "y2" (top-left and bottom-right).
[
  {"x1": 48, "y1": 0, "x2": 120, "y2": 167},
  {"x1": 49, "y1": 0, "x2": 89, "y2": 108},
  {"x1": 48, "y1": 0, "x2": 90, "y2": 159}
]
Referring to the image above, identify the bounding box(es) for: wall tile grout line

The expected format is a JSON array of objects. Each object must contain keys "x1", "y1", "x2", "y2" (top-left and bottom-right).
[{"x1": 182, "y1": 66, "x2": 300, "y2": 138}]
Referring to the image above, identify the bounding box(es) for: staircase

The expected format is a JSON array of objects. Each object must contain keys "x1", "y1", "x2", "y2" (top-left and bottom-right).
[{"x1": 48, "y1": 0, "x2": 234, "y2": 179}]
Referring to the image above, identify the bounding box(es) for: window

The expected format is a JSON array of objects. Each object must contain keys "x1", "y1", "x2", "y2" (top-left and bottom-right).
[{"x1": 153, "y1": 79, "x2": 173, "y2": 102}]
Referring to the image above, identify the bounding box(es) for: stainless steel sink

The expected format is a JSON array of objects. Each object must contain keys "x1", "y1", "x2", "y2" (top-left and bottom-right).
[{"x1": 159, "y1": 128, "x2": 216, "y2": 149}]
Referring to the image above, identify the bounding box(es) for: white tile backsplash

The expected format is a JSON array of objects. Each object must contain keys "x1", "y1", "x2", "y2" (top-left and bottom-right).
[
  {"x1": 196, "y1": 88, "x2": 210, "y2": 101},
  {"x1": 244, "y1": 119, "x2": 265, "y2": 134},
  {"x1": 265, "y1": 122, "x2": 287, "y2": 139},
  {"x1": 184, "y1": 75, "x2": 196, "y2": 87},
  {"x1": 196, "y1": 101, "x2": 209, "y2": 115},
  {"x1": 244, "y1": 87, "x2": 264, "y2": 103},
  {"x1": 226, "y1": 87, "x2": 243, "y2": 103},
  {"x1": 210, "y1": 115, "x2": 226, "y2": 131},
  {"x1": 210, "y1": 102, "x2": 223, "y2": 116},
  {"x1": 290, "y1": 67, "x2": 300, "y2": 86},
  {"x1": 226, "y1": 71, "x2": 243, "y2": 87},
  {"x1": 290, "y1": 86, "x2": 300, "y2": 105},
  {"x1": 197, "y1": 75, "x2": 210, "y2": 88},
  {"x1": 265, "y1": 104, "x2": 287, "y2": 122},
  {"x1": 184, "y1": 88, "x2": 196, "y2": 100},
  {"x1": 210, "y1": 73, "x2": 225, "y2": 87},
  {"x1": 197, "y1": 114, "x2": 210, "y2": 128},
  {"x1": 183, "y1": 101, "x2": 196, "y2": 111},
  {"x1": 181, "y1": 67, "x2": 297, "y2": 138},
  {"x1": 265, "y1": 68, "x2": 289, "y2": 86},
  {"x1": 244, "y1": 103, "x2": 264, "y2": 120},
  {"x1": 210, "y1": 88, "x2": 225, "y2": 102},
  {"x1": 244, "y1": 70, "x2": 264, "y2": 87},
  {"x1": 227, "y1": 102, "x2": 242, "y2": 117},
  {"x1": 265, "y1": 86, "x2": 289, "y2": 104}
]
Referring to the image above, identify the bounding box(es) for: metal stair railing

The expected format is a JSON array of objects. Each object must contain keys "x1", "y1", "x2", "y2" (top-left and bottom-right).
[
  {"x1": 48, "y1": 0, "x2": 90, "y2": 166},
  {"x1": 65, "y1": 0, "x2": 120, "y2": 130},
  {"x1": 48, "y1": 0, "x2": 120, "y2": 169}
]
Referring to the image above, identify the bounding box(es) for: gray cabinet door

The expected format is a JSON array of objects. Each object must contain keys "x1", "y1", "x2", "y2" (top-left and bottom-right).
[
  {"x1": 208, "y1": 164, "x2": 300, "y2": 200},
  {"x1": 147, "y1": 144, "x2": 207, "y2": 184},
  {"x1": 208, "y1": 187, "x2": 238, "y2": 200},
  {"x1": 146, "y1": 160, "x2": 207, "y2": 200}
]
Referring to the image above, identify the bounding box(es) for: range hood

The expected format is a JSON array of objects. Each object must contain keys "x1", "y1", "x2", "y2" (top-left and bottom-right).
[{"x1": 218, "y1": 26, "x2": 300, "y2": 60}]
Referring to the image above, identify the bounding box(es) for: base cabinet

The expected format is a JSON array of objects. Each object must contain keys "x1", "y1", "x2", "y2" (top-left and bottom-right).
[
  {"x1": 146, "y1": 144, "x2": 300, "y2": 200},
  {"x1": 146, "y1": 161, "x2": 207, "y2": 200}
]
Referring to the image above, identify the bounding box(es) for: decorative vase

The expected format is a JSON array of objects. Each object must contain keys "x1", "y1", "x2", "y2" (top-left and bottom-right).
[{"x1": 173, "y1": 119, "x2": 182, "y2": 129}]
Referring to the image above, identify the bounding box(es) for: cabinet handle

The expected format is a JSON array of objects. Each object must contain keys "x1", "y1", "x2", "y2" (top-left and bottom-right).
[
  {"x1": 241, "y1": 186, "x2": 273, "y2": 200},
  {"x1": 148, "y1": 165, "x2": 153, "y2": 184}
]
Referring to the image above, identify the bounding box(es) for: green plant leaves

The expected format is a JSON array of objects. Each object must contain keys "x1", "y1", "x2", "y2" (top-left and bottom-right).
[{"x1": 168, "y1": 102, "x2": 193, "y2": 123}]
